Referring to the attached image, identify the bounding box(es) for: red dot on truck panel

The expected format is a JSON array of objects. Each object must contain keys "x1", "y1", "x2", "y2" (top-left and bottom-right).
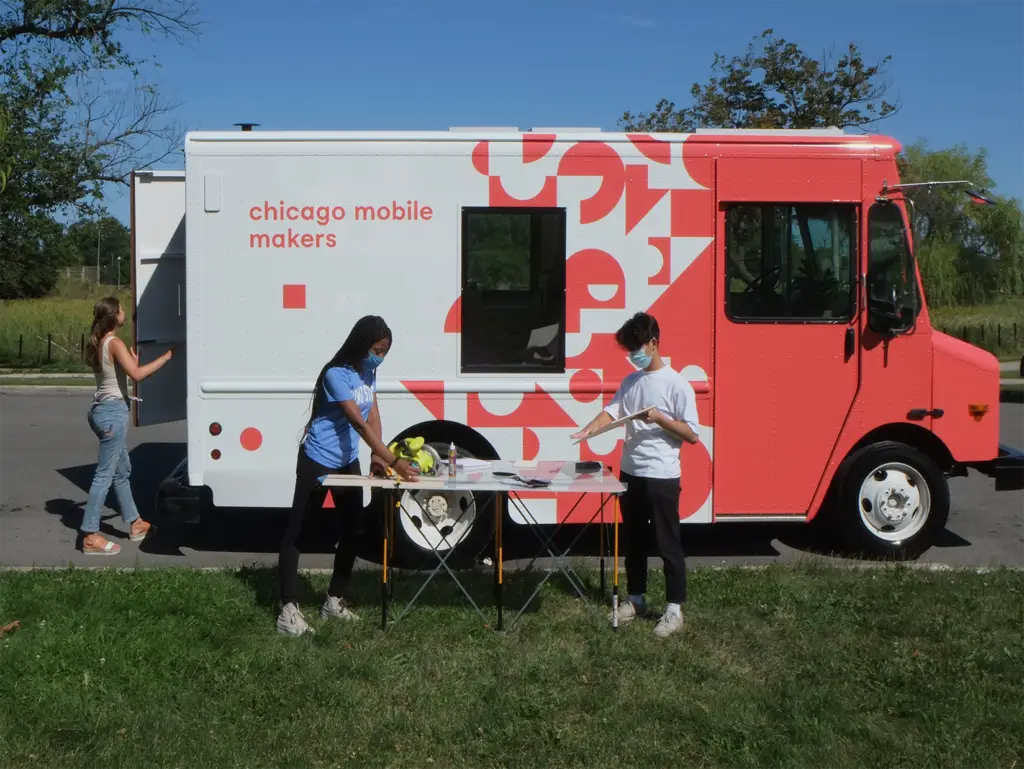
[
  {"x1": 569, "y1": 369, "x2": 602, "y2": 403},
  {"x1": 240, "y1": 427, "x2": 263, "y2": 452},
  {"x1": 282, "y1": 284, "x2": 306, "y2": 309}
]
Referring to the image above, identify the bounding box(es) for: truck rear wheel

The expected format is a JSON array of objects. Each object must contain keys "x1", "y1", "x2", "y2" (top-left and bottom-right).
[
  {"x1": 367, "y1": 423, "x2": 498, "y2": 571},
  {"x1": 834, "y1": 441, "x2": 950, "y2": 560}
]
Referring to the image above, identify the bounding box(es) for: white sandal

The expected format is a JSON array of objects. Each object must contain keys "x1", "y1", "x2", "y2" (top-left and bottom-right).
[
  {"x1": 82, "y1": 537, "x2": 121, "y2": 556},
  {"x1": 129, "y1": 520, "x2": 153, "y2": 542}
]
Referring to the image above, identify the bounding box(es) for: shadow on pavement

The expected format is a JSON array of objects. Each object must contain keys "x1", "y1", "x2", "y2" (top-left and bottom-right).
[
  {"x1": 1001, "y1": 388, "x2": 1023, "y2": 405},
  {"x1": 48, "y1": 441, "x2": 191, "y2": 550},
  {"x1": 51, "y1": 441, "x2": 975, "y2": 566}
]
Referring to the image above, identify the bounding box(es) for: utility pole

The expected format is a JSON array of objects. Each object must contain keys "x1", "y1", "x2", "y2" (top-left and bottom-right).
[{"x1": 95, "y1": 222, "x2": 101, "y2": 284}]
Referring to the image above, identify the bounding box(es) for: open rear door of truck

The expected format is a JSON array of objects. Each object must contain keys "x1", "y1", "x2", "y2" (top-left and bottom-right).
[{"x1": 131, "y1": 170, "x2": 187, "y2": 427}]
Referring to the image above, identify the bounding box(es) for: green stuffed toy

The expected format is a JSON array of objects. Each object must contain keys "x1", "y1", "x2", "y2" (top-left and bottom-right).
[{"x1": 386, "y1": 437, "x2": 439, "y2": 476}]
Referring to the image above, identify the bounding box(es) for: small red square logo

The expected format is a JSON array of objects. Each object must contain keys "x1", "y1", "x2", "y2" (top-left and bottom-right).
[{"x1": 282, "y1": 284, "x2": 306, "y2": 309}]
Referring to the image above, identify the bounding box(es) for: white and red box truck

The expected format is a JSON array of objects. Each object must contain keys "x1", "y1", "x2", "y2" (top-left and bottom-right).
[{"x1": 131, "y1": 126, "x2": 1022, "y2": 567}]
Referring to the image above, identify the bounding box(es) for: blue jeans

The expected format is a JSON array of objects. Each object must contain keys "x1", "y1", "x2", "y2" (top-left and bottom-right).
[{"x1": 82, "y1": 400, "x2": 140, "y2": 534}]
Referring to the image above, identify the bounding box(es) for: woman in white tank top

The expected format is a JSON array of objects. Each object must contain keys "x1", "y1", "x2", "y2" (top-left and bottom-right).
[{"x1": 81, "y1": 297, "x2": 173, "y2": 556}]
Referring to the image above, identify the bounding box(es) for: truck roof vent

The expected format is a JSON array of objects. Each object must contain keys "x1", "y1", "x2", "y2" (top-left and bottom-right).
[{"x1": 234, "y1": 122, "x2": 260, "y2": 132}]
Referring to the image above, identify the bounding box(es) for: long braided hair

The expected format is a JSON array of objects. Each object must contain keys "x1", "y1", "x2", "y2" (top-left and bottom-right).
[{"x1": 301, "y1": 314, "x2": 392, "y2": 441}]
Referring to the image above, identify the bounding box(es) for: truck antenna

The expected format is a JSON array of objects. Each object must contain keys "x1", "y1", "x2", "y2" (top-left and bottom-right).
[{"x1": 233, "y1": 123, "x2": 260, "y2": 132}]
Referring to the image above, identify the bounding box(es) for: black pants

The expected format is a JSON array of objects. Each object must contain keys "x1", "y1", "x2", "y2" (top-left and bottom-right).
[
  {"x1": 278, "y1": 448, "x2": 364, "y2": 606},
  {"x1": 619, "y1": 471, "x2": 687, "y2": 604}
]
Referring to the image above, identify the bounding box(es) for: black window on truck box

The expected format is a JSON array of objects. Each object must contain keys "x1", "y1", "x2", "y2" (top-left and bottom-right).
[{"x1": 460, "y1": 207, "x2": 567, "y2": 373}]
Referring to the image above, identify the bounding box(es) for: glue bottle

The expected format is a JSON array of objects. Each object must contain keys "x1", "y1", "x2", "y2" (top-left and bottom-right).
[{"x1": 448, "y1": 442, "x2": 458, "y2": 479}]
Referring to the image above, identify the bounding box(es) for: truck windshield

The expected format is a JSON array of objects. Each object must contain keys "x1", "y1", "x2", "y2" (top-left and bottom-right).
[{"x1": 867, "y1": 201, "x2": 919, "y2": 334}]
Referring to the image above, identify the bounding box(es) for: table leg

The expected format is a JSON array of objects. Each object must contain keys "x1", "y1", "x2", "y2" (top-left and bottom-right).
[
  {"x1": 613, "y1": 493, "x2": 620, "y2": 632},
  {"x1": 600, "y1": 493, "x2": 606, "y2": 596},
  {"x1": 496, "y1": 492, "x2": 504, "y2": 632},
  {"x1": 382, "y1": 489, "x2": 390, "y2": 632},
  {"x1": 389, "y1": 493, "x2": 397, "y2": 600}
]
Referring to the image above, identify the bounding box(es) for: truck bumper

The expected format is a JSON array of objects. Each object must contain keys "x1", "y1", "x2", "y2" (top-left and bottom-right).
[
  {"x1": 155, "y1": 458, "x2": 204, "y2": 524},
  {"x1": 967, "y1": 443, "x2": 1024, "y2": 492}
]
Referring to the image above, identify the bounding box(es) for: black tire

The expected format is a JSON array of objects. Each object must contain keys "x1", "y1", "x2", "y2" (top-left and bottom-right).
[
  {"x1": 832, "y1": 440, "x2": 950, "y2": 560},
  {"x1": 364, "y1": 421, "x2": 499, "y2": 571}
]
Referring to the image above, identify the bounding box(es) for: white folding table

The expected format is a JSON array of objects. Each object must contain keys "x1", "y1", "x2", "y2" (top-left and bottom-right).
[{"x1": 322, "y1": 460, "x2": 628, "y2": 632}]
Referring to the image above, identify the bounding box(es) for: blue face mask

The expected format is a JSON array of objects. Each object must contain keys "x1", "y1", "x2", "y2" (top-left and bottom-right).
[
  {"x1": 629, "y1": 347, "x2": 652, "y2": 370},
  {"x1": 363, "y1": 353, "x2": 384, "y2": 370}
]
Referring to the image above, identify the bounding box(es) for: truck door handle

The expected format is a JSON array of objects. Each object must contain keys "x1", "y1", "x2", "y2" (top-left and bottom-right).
[{"x1": 844, "y1": 327, "x2": 855, "y2": 360}]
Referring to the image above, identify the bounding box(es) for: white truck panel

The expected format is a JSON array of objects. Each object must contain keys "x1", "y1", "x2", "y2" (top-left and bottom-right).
[
  {"x1": 131, "y1": 170, "x2": 187, "y2": 427},
  {"x1": 171, "y1": 131, "x2": 715, "y2": 524}
]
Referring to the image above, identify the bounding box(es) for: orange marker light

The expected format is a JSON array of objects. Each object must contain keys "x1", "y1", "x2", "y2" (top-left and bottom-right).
[{"x1": 968, "y1": 403, "x2": 989, "y2": 421}]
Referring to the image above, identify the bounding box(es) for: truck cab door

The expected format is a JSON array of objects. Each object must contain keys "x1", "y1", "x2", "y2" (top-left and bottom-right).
[
  {"x1": 131, "y1": 170, "x2": 187, "y2": 427},
  {"x1": 712, "y1": 156, "x2": 863, "y2": 516}
]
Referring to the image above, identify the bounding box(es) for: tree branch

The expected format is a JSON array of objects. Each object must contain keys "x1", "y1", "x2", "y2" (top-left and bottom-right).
[{"x1": 1, "y1": 0, "x2": 199, "y2": 44}]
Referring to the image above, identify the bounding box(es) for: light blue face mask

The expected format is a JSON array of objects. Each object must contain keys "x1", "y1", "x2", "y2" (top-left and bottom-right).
[
  {"x1": 363, "y1": 353, "x2": 385, "y2": 370},
  {"x1": 629, "y1": 347, "x2": 652, "y2": 370}
]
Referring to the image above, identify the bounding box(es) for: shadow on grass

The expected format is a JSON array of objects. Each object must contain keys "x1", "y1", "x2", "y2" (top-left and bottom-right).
[{"x1": 231, "y1": 558, "x2": 598, "y2": 625}]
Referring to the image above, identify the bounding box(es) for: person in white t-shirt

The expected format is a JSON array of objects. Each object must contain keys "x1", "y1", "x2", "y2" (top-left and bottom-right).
[{"x1": 571, "y1": 312, "x2": 700, "y2": 638}]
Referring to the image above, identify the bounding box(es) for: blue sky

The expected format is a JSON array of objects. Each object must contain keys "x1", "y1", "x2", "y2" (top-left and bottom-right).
[{"x1": 102, "y1": 0, "x2": 1024, "y2": 224}]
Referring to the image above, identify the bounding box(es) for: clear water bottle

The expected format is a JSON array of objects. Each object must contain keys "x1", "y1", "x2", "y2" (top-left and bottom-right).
[{"x1": 448, "y1": 442, "x2": 457, "y2": 479}]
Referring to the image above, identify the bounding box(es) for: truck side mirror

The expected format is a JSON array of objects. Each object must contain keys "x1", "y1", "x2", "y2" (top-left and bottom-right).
[{"x1": 867, "y1": 201, "x2": 919, "y2": 337}]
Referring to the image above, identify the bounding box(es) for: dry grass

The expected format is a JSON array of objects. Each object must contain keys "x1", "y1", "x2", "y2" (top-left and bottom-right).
[{"x1": 0, "y1": 279, "x2": 131, "y2": 371}]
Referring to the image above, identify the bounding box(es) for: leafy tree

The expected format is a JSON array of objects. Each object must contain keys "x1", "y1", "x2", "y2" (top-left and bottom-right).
[
  {"x1": 620, "y1": 29, "x2": 899, "y2": 132},
  {"x1": 0, "y1": 0, "x2": 199, "y2": 298},
  {"x1": 0, "y1": 61, "x2": 90, "y2": 298},
  {"x1": 898, "y1": 142, "x2": 1024, "y2": 307},
  {"x1": 66, "y1": 215, "x2": 131, "y2": 285},
  {"x1": 0, "y1": 103, "x2": 9, "y2": 193},
  {"x1": 617, "y1": 30, "x2": 1022, "y2": 311}
]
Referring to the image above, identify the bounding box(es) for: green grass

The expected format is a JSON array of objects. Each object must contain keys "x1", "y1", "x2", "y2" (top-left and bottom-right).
[
  {"x1": 1, "y1": 564, "x2": 1021, "y2": 769},
  {"x1": 931, "y1": 296, "x2": 1024, "y2": 359},
  {"x1": 0, "y1": 279, "x2": 131, "y2": 371}
]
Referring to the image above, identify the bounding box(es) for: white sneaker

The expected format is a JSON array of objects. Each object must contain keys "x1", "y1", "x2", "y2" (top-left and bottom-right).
[
  {"x1": 321, "y1": 595, "x2": 360, "y2": 621},
  {"x1": 277, "y1": 602, "x2": 315, "y2": 636},
  {"x1": 608, "y1": 599, "x2": 648, "y2": 625},
  {"x1": 653, "y1": 609, "x2": 685, "y2": 638}
]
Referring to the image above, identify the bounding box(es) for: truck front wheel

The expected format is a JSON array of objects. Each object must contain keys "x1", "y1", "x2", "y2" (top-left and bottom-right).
[
  {"x1": 367, "y1": 424, "x2": 498, "y2": 571},
  {"x1": 834, "y1": 441, "x2": 950, "y2": 560}
]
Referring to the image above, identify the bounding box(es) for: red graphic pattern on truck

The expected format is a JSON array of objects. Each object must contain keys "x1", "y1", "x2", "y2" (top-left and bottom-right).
[{"x1": 404, "y1": 134, "x2": 717, "y2": 523}]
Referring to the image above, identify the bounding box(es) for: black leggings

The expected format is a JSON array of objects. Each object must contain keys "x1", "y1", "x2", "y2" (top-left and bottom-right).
[{"x1": 278, "y1": 448, "x2": 364, "y2": 606}]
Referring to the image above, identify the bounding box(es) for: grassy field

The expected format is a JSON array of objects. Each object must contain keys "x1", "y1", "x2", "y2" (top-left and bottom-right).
[
  {"x1": 931, "y1": 296, "x2": 1024, "y2": 359},
  {"x1": 0, "y1": 564, "x2": 1021, "y2": 769},
  {"x1": 0, "y1": 280, "x2": 131, "y2": 371},
  {"x1": 1, "y1": 282, "x2": 1021, "y2": 371}
]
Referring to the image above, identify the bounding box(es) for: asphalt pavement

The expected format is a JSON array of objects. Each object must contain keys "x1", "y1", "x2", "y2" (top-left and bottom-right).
[{"x1": 1, "y1": 388, "x2": 1022, "y2": 570}]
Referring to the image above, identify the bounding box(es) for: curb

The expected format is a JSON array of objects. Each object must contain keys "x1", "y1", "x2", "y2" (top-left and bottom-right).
[
  {"x1": 1, "y1": 562, "x2": 1021, "y2": 574},
  {"x1": 0, "y1": 373, "x2": 91, "y2": 379},
  {"x1": 0, "y1": 385, "x2": 94, "y2": 391}
]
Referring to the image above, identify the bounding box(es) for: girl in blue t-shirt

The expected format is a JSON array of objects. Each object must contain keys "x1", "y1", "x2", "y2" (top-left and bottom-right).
[{"x1": 276, "y1": 314, "x2": 419, "y2": 636}]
